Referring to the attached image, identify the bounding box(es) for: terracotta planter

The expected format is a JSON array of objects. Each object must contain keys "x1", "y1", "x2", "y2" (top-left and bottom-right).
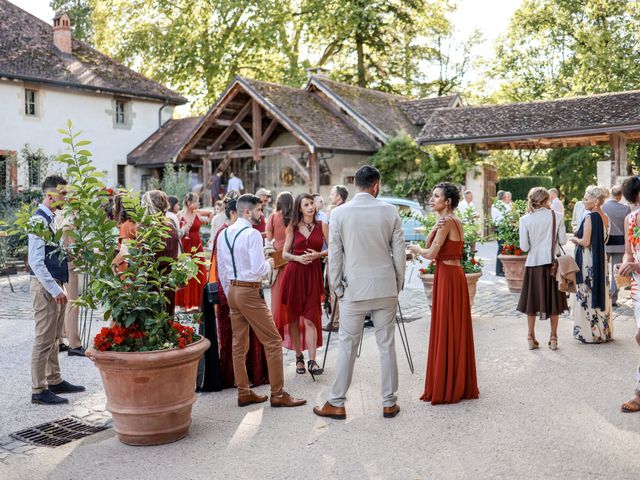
[
  {"x1": 498, "y1": 254, "x2": 527, "y2": 293},
  {"x1": 419, "y1": 271, "x2": 483, "y2": 307},
  {"x1": 87, "y1": 337, "x2": 210, "y2": 446}
]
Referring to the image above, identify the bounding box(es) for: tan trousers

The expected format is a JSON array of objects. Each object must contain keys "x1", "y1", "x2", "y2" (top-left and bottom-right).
[
  {"x1": 227, "y1": 284, "x2": 284, "y2": 397},
  {"x1": 30, "y1": 277, "x2": 66, "y2": 393},
  {"x1": 62, "y1": 266, "x2": 82, "y2": 348}
]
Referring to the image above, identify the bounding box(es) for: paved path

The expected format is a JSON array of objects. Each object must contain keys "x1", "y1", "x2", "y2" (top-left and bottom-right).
[{"x1": 1, "y1": 242, "x2": 639, "y2": 479}]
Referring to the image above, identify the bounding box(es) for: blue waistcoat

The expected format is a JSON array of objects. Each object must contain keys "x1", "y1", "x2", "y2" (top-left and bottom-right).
[{"x1": 29, "y1": 208, "x2": 69, "y2": 283}]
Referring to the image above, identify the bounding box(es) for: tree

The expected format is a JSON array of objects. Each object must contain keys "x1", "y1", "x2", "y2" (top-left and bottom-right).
[{"x1": 50, "y1": 0, "x2": 93, "y2": 44}]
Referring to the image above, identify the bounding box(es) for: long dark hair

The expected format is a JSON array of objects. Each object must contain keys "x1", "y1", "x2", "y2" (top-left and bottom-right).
[
  {"x1": 276, "y1": 191, "x2": 294, "y2": 227},
  {"x1": 291, "y1": 193, "x2": 316, "y2": 228}
]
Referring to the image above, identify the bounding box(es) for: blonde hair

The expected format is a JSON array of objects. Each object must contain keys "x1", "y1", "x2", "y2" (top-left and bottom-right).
[
  {"x1": 527, "y1": 187, "x2": 550, "y2": 212},
  {"x1": 584, "y1": 185, "x2": 609, "y2": 206},
  {"x1": 141, "y1": 190, "x2": 169, "y2": 214}
]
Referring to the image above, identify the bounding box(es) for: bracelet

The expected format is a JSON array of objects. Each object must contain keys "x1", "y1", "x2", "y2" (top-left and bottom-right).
[{"x1": 433, "y1": 241, "x2": 442, "y2": 248}]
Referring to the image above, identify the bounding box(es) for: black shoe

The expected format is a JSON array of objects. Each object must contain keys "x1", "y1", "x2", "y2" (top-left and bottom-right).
[
  {"x1": 58, "y1": 343, "x2": 70, "y2": 353},
  {"x1": 48, "y1": 380, "x2": 86, "y2": 394},
  {"x1": 68, "y1": 346, "x2": 86, "y2": 357},
  {"x1": 31, "y1": 389, "x2": 69, "y2": 405}
]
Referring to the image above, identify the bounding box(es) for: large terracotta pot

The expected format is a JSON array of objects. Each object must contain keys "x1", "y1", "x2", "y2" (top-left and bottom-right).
[
  {"x1": 87, "y1": 337, "x2": 210, "y2": 446},
  {"x1": 419, "y1": 271, "x2": 483, "y2": 308},
  {"x1": 498, "y1": 254, "x2": 528, "y2": 293}
]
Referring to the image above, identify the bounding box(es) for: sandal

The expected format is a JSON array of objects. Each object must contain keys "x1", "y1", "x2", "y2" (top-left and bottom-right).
[
  {"x1": 296, "y1": 354, "x2": 305, "y2": 374},
  {"x1": 527, "y1": 335, "x2": 539, "y2": 350},
  {"x1": 307, "y1": 360, "x2": 323, "y2": 382},
  {"x1": 621, "y1": 398, "x2": 640, "y2": 413},
  {"x1": 548, "y1": 336, "x2": 558, "y2": 351}
]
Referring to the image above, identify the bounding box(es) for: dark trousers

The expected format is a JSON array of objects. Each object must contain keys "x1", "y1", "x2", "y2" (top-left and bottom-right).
[{"x1": 496, "y1": 240, "x2": 504, "y2": 276}]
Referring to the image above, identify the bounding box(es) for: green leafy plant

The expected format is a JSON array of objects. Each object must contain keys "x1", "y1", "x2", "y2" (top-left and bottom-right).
[
  {"x1": 12, "y1": 122, "x2": 202, "y2": 352},
  {"x1": 491, "y1": 199, "x2": 527, "y2": 255},
  {"x1": 150, "y1": 163, "x2": 190, "y2": 201}
]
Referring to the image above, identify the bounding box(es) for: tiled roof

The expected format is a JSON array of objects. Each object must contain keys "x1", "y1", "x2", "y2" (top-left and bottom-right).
[
  {"x1": 240, "y1": 77, "x2": 379, "y2": 152},
  {"x1": 398, "y1": 95, "x2": 462, "y2": 126},
  {"x1": 418, "y1": 90, "x2": 640, "y2": 145},
  {"x1": 0, "y1": 0, "x2": 186, "y2": 104},
  {"x1": 309, "y1": 76, "x2": 420, "y2": 139},
  {"x1": 127, "y1": 117, "x2": 202, "y2": 166}
]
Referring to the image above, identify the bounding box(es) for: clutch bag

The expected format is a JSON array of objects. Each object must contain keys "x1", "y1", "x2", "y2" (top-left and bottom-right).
[{"x1": 270, "y1": 249, "x2": 288, "y2": 269}]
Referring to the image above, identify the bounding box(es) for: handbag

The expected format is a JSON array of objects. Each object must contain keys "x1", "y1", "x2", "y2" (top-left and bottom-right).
[
  {"x1": 549, "y1": 210, "x2": 573, "y2": 277},
  {"x1": 270, "y1": 249, "x2": 288, "y2": 269}
]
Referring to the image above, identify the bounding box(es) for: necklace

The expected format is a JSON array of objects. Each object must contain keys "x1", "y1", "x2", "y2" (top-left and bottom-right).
[{"x1": 302, "y1": 220, "x2": 313, "y2": 232}]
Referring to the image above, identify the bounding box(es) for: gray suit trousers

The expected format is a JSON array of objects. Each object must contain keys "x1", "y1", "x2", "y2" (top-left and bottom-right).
[{"x1": 328, "y1": 296, "x2": 399, "y2": 408}]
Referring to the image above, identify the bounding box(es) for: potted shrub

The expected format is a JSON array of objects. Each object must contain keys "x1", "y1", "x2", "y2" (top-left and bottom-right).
[
  {"x1": 493, "y1": 199, "x2": 527, "y2": 293},
  {"x1": 413, "y1": 208, "x2": 484, "y2": 307},
  {"x1": 13, "y1": 122, "x2": 209, "y2": 446}
]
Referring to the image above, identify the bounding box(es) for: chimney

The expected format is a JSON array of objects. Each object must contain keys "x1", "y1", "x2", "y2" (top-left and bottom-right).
[
  {"x1": 306, "y1": 67, "x2": 330, "y2": 78},
  {"x1": 52, "y1": 12, "x2": 72, "y2": 54}
]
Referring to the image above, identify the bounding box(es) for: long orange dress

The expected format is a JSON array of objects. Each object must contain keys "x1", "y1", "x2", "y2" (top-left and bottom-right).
[
  {"x1": 421, "y1": 220, "x2": 479, "y2": 404},
  {"x1": 176, "y1": 215, "x2": 207, "y2": 310}
]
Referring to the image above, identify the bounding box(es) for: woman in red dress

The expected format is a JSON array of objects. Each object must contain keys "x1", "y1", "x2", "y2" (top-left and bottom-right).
[
  {"x1": 210, "y1": 197, "x2": 269, "y2": 388},
  {"x1": 408, "y1": 182, "x2": 479, "y2": 404},
  {"x1": 176, "y1": 192, "x2": 213, "y2": 311},
  {"x1": 280, "y1": 193, "x2": 329, "y2": 380}
]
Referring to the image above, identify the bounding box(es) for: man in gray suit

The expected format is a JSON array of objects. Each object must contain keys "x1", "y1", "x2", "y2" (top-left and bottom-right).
[
  {"x1": 313, "y1": 165, "x2": 406, "y2": 420},
  {"x1": 602, "y1": 185, "x2": 630, "y2": 306}
]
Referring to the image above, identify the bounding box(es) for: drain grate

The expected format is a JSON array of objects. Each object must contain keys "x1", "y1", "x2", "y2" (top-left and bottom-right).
[{"x1": 10, "y1": 417, "x2": 110, "y2": 447}]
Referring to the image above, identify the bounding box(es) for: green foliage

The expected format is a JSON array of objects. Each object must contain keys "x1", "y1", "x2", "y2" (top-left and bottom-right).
[
  {"x1": 150, "y1": 164, "x2": 190, "y2": 202},
  {"x1": 496, "y1": 176, "x2": 553, "y2": 201},
  {"x1": 491, "y1": 199, "x2": 527, "y2": 249},
  {"x1": 20, "y1": 144, "x2": 56, "y2": 188},
  {"x1": 370, "y1": 133, "x2": 469, "y2": 205},
  {"x1": 0, "y1": 188, "x2": 42, "y2": 259},
  {"x1": 12, "y1": 122, "x2": 201, "y2": 351}
]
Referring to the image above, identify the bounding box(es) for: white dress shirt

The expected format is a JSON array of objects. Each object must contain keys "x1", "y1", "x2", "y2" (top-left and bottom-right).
[
  {"x1": 491, "y1": 201, "x2": 512, "y2": 223},
  {"x1": 458, "y1": 200, "x2": 477, "y2": 217},
  {"x1": 519, "y1": 208, "x2": 567, "y2": 267},
  {"x1": 551, "y1": 197, "x2": 565, "y2": 217},
  {"x1": 216, "y1": 218, "x2": 271, "y2": 295},
  {"x1": 227, "y1": 176, "x2": 244, "y2": 192},
  {"x1": 28, "y1": 204, "x2": 64, "y2": 297}
]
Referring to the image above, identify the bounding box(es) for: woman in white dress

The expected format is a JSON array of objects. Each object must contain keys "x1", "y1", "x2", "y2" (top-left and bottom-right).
[{"x1": 570, "y1": 186, "x2": 612, "y2": 343}]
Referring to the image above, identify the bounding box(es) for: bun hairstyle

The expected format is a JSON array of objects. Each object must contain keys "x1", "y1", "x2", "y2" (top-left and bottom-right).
[
  {"x1": 141, "y1": 190, "x2": 169, "y2": 214},
  {"x1": 527, "y1": 187, "x2": 550, "y2": 212},
  {"x1": 223, "y1": 196, "x2": 237, "y2": 218},
  {"x1": 584, "y1": 185, "x2": 609, "y2": 206},
  {"x1": 183, "y1": 192, "x2": 199, "y2": 208},
  {"x1": 433, "y1": 182, "x2": 460, "y2": 210}
]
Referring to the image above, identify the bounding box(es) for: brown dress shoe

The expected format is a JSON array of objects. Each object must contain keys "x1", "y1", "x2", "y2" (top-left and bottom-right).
[
  {"x1": 383, "y1": 404, "x2": 400, "y2": 418},
  {"x1": 237, "y1": 390, "x2": 268, "y2": 407},
  {"x1": 270, "y1": 391, "x2": 307, "y2": 408},
  {"x1": 313, "y1": 401, "x2": 346, "y2": 420}
]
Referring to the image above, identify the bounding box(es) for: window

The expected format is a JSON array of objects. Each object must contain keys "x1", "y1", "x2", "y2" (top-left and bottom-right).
[
  {"x1": 117, "y1": 165, "x2": 126, "y2": 188},
  {"x1": 25, "y1": 89, "x2": 37, "y2": 116},
  {"x1": 115, "y1": 100, "x2": 126, "y2": 125}
]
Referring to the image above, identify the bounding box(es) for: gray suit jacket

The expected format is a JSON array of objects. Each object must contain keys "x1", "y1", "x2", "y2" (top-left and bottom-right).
[
  {"x1": 602, "y1": 199, "x2": 630, "y2": 254},
  {"x1": 329, "y1": 193, "x2": 406, "y2": 301}
]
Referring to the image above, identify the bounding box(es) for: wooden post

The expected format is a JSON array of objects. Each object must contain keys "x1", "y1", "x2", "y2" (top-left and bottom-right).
[
  {"x1": 610, "y1": 133, "x2": 628, "y2": 177},
  {"x1": 252, "y1": 100, "x2": 262, "y2": 162},
  {"x1": 202, "y1": 157, "x2": 212, "y2": 207},
  {"x1": 308, "y1": 151, "x2": 319, "y2": 193}
]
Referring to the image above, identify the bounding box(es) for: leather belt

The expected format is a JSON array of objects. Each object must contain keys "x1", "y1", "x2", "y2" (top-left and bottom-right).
[{"x1": 230, "y1": 280, "x2": 262, "y2": 288}]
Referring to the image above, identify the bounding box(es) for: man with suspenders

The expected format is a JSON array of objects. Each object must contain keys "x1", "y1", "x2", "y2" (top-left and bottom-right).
[{"x1": 217, "y1": 194, "x2": 306, "y2": 408}]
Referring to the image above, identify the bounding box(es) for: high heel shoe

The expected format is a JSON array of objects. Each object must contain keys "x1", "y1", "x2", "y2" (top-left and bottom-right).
[
  {"x1": 296, "y1": 354, "x2": 305, "y2": 374},
  {"x1": 307, "y1": 360, "x2": 323, "y2": 382},
  {"x1": 548, "y1": 336, "x2": 558, "y2": 351},
  {"x1": 527, "y1": 335, "x2": 539, "y2": 350}
]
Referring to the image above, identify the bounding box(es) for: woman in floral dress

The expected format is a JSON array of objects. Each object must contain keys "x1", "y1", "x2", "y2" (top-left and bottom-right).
[{"x1": 570, "y1": 186, "x2": 612, "y2": 343}]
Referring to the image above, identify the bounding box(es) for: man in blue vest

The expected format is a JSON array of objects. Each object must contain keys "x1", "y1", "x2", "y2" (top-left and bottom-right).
[{"x1": 29, "y1": 175, "x2": 85, "y2": 405}]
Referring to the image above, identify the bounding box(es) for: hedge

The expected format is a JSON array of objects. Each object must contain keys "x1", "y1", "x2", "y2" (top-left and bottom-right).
[{"x1": 497, "y1": 176, "x2": 554, "y2": 201}]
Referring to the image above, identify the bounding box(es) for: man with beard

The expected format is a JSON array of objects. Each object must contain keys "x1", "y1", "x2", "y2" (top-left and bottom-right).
[{"x1": 217, "y1": 194, "x2": 306, "y2": 408}]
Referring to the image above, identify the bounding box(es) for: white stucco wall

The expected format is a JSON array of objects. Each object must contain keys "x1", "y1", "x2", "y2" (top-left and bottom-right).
[{"x1": 0, "y1": 79, "x2": 174, "y2": 189}]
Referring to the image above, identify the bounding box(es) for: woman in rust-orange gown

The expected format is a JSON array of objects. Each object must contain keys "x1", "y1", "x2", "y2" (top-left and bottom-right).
[{"x1": 421, "y1": 220, "x2": 479, "y2": 405}]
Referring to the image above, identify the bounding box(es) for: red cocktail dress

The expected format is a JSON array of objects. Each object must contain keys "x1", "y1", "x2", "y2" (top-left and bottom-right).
[{"x1": 176, "y1": 215, "x2": 207, "y2": 310}]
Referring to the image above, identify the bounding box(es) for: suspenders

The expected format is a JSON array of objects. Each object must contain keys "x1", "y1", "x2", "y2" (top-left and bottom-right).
[{"x1": 224, "y1": 226, "x2": 250, "y2": 278}]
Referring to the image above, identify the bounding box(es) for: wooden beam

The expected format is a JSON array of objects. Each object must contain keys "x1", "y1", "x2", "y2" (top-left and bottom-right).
[
  {"x1": 308, "y1": 151, "x2": 319, "y2": 193},
  {"x1": 206, "y1": 101, "x2": 252, "y2": 153},
  {"x1": 208, "y1": 145, "x2": 308, "y2": 160},
  {"x1": 234, "y1": 123, "x2": 254, "y2": 147},
  {"x1": 201, "y1": 157, "x2": 212, "y2": 207},
  {"x1": 216, "y1": 155, "x2": 234, "y2": 175},
  {"x1": 260, "y1": 117, "x2": 279, "y2": 147},
  {"x1": 216, "y1": 119, "x2": 233, "y2": 127},
  {"x1": 610, "y1": 133, "x2": 628, "y2": 176},
  {"x1": 252, "y1": 100, "x2": 262, "y2": 161},
  {"x1": 285, "y1": 153, "x2": 311, "y2": 183}
]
